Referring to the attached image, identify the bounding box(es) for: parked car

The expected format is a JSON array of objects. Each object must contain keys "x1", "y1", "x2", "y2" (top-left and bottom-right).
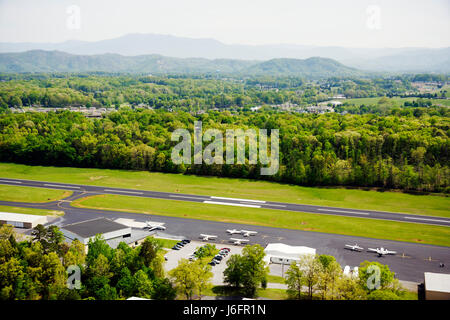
[
  {"x1": 208, "y1": 261, "x2": 217, "y2": 266},
  {"x1": 172, "y1": 245, "x2": 181, "y2": 250},
  {"x1": 182, "y1": 239, "x2": 191, "y2": 244},
  {"x1": 188, "y1": 254, "x2": 197, "y2": 261}
]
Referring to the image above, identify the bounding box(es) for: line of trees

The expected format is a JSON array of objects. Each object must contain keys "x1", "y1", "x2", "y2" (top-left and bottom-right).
[
  {"x1": 0, "y1": 109, "x2": 448, "y2": 192},
  {"x1": 0, "y1": 224, "x2": 176, "y2": 300},
  {"x1": 0, "y1": 73, "x2": 427, "y2": 111},
  {"x1": 284, "y1": 255, "x2": 411, "y2": 300}
]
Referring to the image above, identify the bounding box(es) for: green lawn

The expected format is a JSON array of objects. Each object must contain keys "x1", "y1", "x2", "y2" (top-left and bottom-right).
[
  {"x1": 345, "y1": 97, "x2": 450, "y2": 107},
  {"x1": 267, "y1": 274, "x2": 286, "y2": 284},
  {"x1": 0, "y1": 204, "x2": 64, "y2": 216},
  {"x1": 72, "y1": 194, "x2": 450, "y2": 247},
  {"x1": 153, "y1": 237, "x2": 179, "y2": 249},
  {"x1": 0, "y1": 162, "x2": 448, "y2": 217},
  {"x1": 0, "y1": 184, "x2": 72, "y2": 203}
]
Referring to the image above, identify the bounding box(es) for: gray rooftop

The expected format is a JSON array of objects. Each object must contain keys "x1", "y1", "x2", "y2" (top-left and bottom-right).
[{"x1": 61, "y1": 217, "x2": 129, "y2": 238}]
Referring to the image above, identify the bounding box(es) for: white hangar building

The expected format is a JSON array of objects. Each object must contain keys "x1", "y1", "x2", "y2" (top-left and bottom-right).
[
  {"x1": 0, "y1": 212, "x2": 48, "y2": 229},
  {"x1": 264, "y1": 243, "x2": 316, "y2": 264},
  {"x1": 424, "y1": 272, "x2": 450, "y2": 300},
  {"x1": 61, "y1": 217, "x2": 132, "y2": 245}
]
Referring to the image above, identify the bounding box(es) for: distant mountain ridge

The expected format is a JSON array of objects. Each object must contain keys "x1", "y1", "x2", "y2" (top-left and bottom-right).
[
  {"x1": 244, "y1": 57, "x2": 362, "y2": 77},
  {"x1": 1, "y1": 33, "x2": 449, "y2": 72},
  {"x1": 0, "y1": 50, "x2": 363, "y2": 77}
]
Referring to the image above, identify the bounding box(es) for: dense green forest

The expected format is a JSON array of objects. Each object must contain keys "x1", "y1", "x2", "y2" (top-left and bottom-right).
[
  {"x1": 0, "y1": 73, "x2": 435, "y2": 111},
  {"x1": 0, "y1": 108, "x2": 448, "y2": 192},
  {"x1": 0, "y1": 224, "x2": 175, "y2": 300}
]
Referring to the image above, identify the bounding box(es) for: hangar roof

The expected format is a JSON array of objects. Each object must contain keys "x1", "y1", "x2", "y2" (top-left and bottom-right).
[
  {"x1": 61, "y1": 217, "x2": 129, "y2": 238},
  {"x1": 264, "y1": 243, "x2": 316, "y2": 256},
  {"x1": 425, "y1": 272, "x2": 450, "y2": 293},
  {"x1": 0, "y1": 212, "x2": 47, "y2": 223}
]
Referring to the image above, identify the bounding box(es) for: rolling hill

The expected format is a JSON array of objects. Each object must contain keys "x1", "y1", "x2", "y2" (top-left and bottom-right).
[
  {"x1": 0, "y1": 50, "x2": 364, "y2": 78},
  {"x1": 1, "y1": 33, "x2": 448, "y2": 72},
  {"x1": 242, "y1": 57, "x2": 362, "y2": 77}
]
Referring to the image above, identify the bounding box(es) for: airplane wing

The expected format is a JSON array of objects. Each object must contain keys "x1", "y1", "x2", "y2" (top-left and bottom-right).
[
  {"x1": 230, "y1": 238, "x2": 249, "y2": 242},
  {"x1": 367, "y1": 248, "x2": 378, "y2": 252},
  {"x1": 386, "y1": 250, "x2": 397, "y2": 254}
]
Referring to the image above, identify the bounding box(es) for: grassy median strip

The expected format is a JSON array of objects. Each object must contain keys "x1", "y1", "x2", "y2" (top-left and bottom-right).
[
  {"x1": 72, "y1": 194, "x2": 450, "y2": 247},
  {"x1": 0, "y1": 162, "x2": 449, "y2": 217},
  {"x1": 0, "y1": 184, "x2": 72, "y2": 203},
  {"x1": 0, "y1": 204, "x2": 64, "y2": 216}
]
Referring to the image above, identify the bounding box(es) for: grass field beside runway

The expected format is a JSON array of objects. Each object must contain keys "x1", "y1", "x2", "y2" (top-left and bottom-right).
[
  {"x1": 0, "y1": 162, "x2": 449, "y2": 217},
  {"x1": 153, "y1": 237, "x2": 179, "y2": 249},
  {"x1": 0, "y1": 184, "x2": 72, "y2": 203},
  {"x1": 0, "y1": 204, "x2": 64, "y2": 216},
  {"x1": 72, "y1": 194, "x2": 450, "y2": 247}
]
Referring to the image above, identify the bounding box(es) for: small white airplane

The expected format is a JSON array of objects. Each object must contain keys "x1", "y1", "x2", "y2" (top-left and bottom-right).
[
  {"x1": 144, "y1": 221, "x2": 166, "y2": 231},
  {"x1": 368, "y1": 247, "x2": 397, "y2": 257},
  {"x1": 240, "y1": 230, "x2": 258, "y2": 237},
  {"x1": 200, "y1": 234, "x2": 218, "y2": 241},
  {"x1": 226, "y1": 229, "x2": 242, "y2": 235},
  {"x1": 345, "y1": 244, "x2": 364, "y2": 251},
  {"x1": 230, "y1": 238, "x2": 250, "y2": 245}
]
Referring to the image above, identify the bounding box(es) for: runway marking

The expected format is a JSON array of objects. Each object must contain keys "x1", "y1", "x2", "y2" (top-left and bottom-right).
[
  {"x1": 404, "y1": 216, "x2": 450, "y2": 224},
  {"x1": 104, "y1": 189, "x2": 143, "y2": 195},
  {"x1": 262, "y1": 203, "x2": 286, "y2": 208},
  {"x1": 203, "y1": 201, "x2": 261, "y2": 208},
  {"x1": 169, "y1": 195, "x2": 208, "y2": 200},
  {"x1": 318, "y1": 208, "x2": 370, "y2": 215},
  {"x1": 44, "y1": 184, "x2": 80, "y2": 189},
  {"x1": 211, "y1": 196, "x2": 266, "y2": 204},
  {"x1": 0, "y1": 180, "x2": 22, "y2": 184}
]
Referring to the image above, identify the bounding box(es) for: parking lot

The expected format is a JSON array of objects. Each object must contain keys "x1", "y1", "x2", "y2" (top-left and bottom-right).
[{"x1": 163, "y1": 240, "x2": 243, "y2": 285}]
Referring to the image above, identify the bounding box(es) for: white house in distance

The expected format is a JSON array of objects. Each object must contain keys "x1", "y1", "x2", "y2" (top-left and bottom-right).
[
  {"x1": 0, "y1": 212, "x2": 48, "y2": 229},
  {"x1": 264, "y1": 243, "x2": 316, "y2": 265}
]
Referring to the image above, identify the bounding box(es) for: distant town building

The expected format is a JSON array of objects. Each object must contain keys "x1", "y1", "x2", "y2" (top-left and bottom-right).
[
  {"x1": 302, "y1": 105, "x2": 335, "y2": 114},
  {"x1": 331, "y1": 94, "x2": 346, "y2": 99}
]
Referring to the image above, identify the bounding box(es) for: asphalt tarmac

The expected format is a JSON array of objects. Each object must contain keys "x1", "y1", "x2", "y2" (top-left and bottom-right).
[
  {"x1": 1, "y1": 177, "x2": 449, "y2": 227},
  {"x1": 0, "y1": 188, "x2": 449, "y2": 283}
]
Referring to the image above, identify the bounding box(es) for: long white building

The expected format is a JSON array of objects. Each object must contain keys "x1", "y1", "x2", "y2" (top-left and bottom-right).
[
  {"x1": 264, "y1": 243, "x2": 316, "y2": 264},
  {"x1": 0, "y1": 212, "x2": 48, "y2": 229}
]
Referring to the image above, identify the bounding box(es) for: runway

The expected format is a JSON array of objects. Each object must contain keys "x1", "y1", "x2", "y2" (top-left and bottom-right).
[
  {"x1": 0, "y1": 194, "x2": 449, "y2": 283},
  {"x1": 1, "y1": 177, "x2": 450, "y2": 227}
]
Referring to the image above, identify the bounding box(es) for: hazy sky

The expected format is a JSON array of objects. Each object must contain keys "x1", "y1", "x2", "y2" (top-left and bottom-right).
[{"x1": 0, "y1": 0, "x2": 449, "y2": 47}]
